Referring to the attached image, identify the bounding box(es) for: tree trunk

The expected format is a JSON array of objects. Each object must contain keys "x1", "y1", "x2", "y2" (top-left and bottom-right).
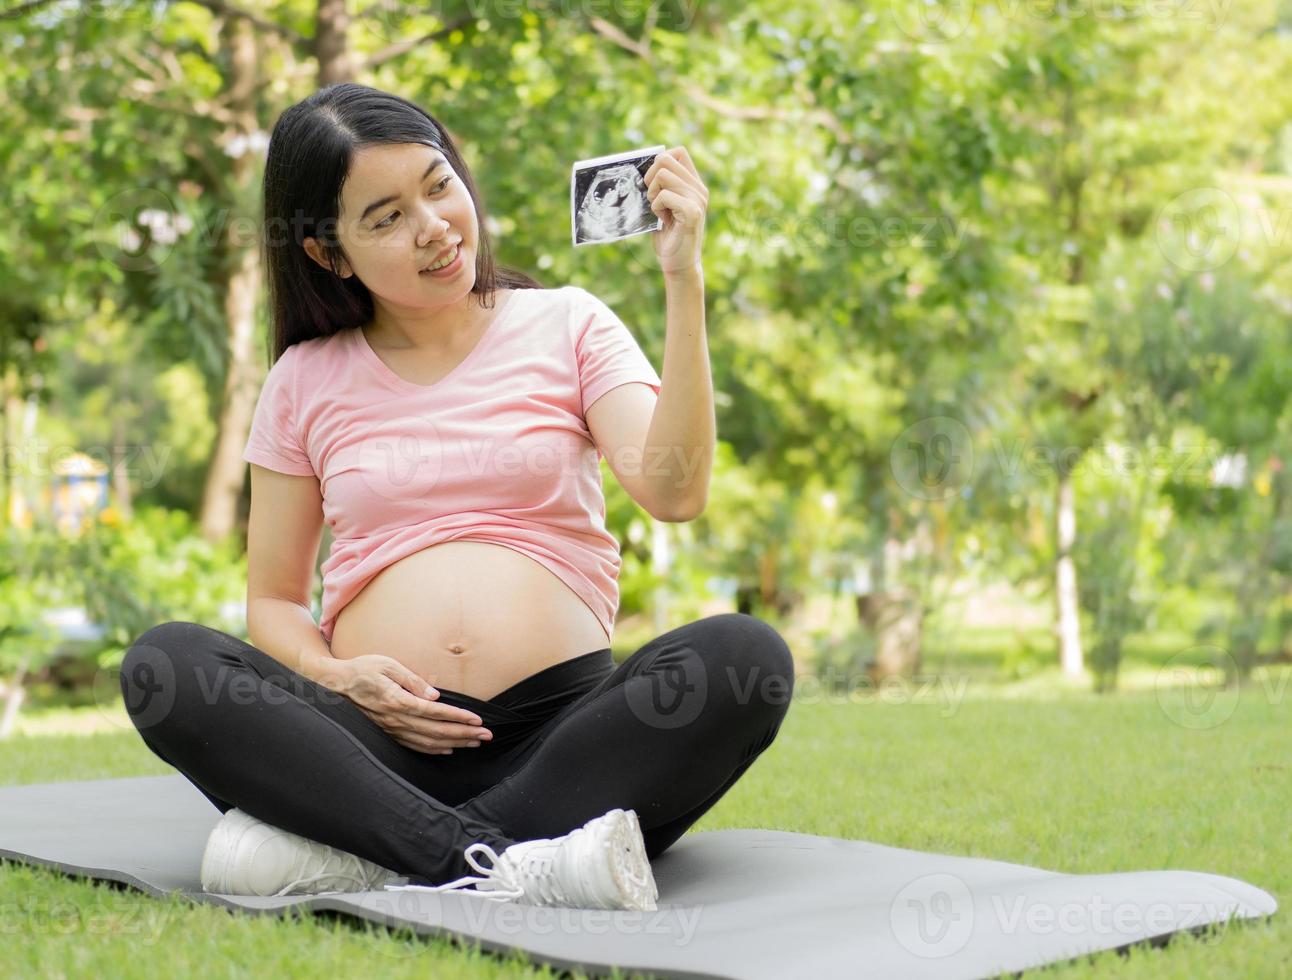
[
  {"x1": 1, "y1": 363, "x2": 11, "y2": 529},
  {"x1": 199, "y1": 0, "x2": 358, "y2": 544},
  {"x1": 315, "y1": 0, "x2": 353, "y2": 86},
  {"x1": 651, "y1": 517, "x2": 672, "y2": 635},
  {"x1": 4, "y1": 377, "x2": 32, "y2": 529},
  {"x1": 1055, "y1": 467, "x2": 1084, "y2": 677},
  {"x1": 857, "y1": 590, "x2": 923, "y2": 681},
  {"x1": 198, "y1": 13, "x2": 264, "y2": 544},
  {"x1": 733, "y1": 540, "x2": 802, "y2": 620},
  {"x1": 759, "y1": 542, "x2": 778, "y2": 607},
  {"x1": 850, "y1": 527, "x2": 924, "y2": 680},
  {"x1": 111, "y1": 413, "x2": 133, "y2": 520},
  {"x1": 0, "y1": 657, "x2": 30, "y2": 739}
]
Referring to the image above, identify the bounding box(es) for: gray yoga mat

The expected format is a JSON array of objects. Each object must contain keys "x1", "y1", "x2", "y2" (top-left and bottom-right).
[{"x1": 0, "y1": 774, "x2": 1277, "y2": 980}]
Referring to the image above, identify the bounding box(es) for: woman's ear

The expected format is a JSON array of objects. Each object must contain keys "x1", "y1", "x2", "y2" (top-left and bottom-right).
[{"x1": 303, "y1": 236, "x2": 353, "y2": 278}]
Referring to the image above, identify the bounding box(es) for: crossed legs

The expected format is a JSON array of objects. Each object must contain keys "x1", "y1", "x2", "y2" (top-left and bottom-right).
[{"x1": 120, "y1": 613, "x2": 795, "y2": 886}]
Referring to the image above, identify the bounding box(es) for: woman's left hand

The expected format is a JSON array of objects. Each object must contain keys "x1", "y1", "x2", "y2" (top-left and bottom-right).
[{"x1": 644, "y1": 146, "x2": 708, "y2": 276}]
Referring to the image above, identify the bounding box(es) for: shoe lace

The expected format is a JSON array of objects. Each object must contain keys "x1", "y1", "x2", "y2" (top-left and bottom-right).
[
  {"x1": 271, "y1": 841, "x2": 392, "y2": 898},
  {"x1": 384, "y1": 839, "x2": 575, "y2": 906}
]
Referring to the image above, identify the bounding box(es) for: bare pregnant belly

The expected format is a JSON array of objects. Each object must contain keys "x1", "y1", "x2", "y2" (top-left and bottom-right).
[{"x1": 327, "y1": 541, "x2": 612, "y2": 702}]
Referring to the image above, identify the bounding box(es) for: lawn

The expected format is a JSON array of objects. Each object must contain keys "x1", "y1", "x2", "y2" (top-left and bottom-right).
[{"x1": 1, "y1": 661, "x2": 1287, "y2": 979}]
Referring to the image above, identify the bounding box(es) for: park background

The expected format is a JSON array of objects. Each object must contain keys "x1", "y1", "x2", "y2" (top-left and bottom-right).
[{"x1": 1, "y1": 1, "x2": 1291, "y2": 977}]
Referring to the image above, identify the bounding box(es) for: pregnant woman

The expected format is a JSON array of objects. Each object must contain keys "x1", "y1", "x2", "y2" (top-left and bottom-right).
[{"x1": 119, "y1": 83, "x2": 795, "y2": 911}]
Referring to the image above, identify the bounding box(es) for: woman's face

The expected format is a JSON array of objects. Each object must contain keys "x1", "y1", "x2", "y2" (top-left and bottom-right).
[{"x1": 303, "y1": 142, "x2": 478, "y2": 307}]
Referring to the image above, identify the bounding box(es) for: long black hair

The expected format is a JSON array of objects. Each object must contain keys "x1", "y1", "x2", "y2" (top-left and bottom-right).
[{"x1": 260, "y1": 83, "x2": 544, "y2": 365}]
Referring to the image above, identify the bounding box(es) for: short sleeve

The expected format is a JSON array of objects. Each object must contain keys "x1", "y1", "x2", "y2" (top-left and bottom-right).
[
  {"x1": 570, "y1": 287, "x2": 662, "y2": 415},
  {"x1": 242, "y1": 344, "x2": 315, "y2": 476}
]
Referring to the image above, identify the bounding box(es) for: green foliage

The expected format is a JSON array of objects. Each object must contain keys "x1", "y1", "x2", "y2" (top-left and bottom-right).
[
  {"x1": 68, "y1": 506, "x2": 248, "y2": 667},
  {"x1": 3, "y1": 0, "x2": 1292, "y2": 690},
  {"x1": 0, "y1": 508, "x2": 247, "y2": 682},
  {"x1": 809, "y1": 624, "x2": 876, "y2": 692},
  {"x1": 995, "y1": 628, "x2": 1051, "y2": 683},
  {"x1": 0, "y1": 525, "x2": 67, "y2": 679}
]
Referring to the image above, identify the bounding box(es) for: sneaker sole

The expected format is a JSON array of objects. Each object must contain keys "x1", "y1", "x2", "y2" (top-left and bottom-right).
[
  {"x1": 601, "y1": 809, "x2": 658, "y2": 911},
  {"x1": 620, "y1": 809, "x2": 659, "y2": 904}
]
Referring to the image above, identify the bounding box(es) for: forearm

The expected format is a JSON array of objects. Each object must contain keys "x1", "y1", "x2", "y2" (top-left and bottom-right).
[
  {"x1": 642, "y1": 265, "x2": 715, "y2": 518},
  {"x1": 246, "y1": 596, "x2": 343, "y2": 689}
]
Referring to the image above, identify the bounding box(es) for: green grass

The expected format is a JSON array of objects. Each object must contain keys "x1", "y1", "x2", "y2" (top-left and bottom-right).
[{"x1": 2, "y1": 668, "x2": 1289, "y2": 979}]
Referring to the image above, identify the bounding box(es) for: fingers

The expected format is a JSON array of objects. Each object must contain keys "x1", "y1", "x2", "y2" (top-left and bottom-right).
[
  {"x1": 391, "y1": 725, "x2": 487, "y2": 752},
  {"x1": 395, "y1": 735, "x2": 481, "y2": 755},
  {"x1": 651, "y1": 188, "x2": 703, "y2": 227},
  {"x1": 409, "y1": 734, "x2": 483, "y2": 750},
  {"x1": 393, "y1": 687, "x2": 483, "y2": 727},
  {"x1": 386, "y1": 710, "x2": 491, "y2": 740},
  {"x1": 647, "y1": 157, "x2": 705, "y2": 199},
  {"x1": 671, "y1": 145, "x2": 700, "y2": 179},
  {"x1": 393, "y1": 665, "x2": 439, "y2": 700},
  {"x1": 385, "y1": 707, "x2": 492, "y2": 741},
  {"x1": 646, "y1": 147, "x2": 706, "y2": 196},
  {"x1": 363, "y1": 659, "x2": 496, "y2": 739}
]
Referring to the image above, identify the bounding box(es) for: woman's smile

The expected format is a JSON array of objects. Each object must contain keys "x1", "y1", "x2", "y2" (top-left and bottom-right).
[{"x1": 420, "y1": 242, "x2": 465, "y2": 279}]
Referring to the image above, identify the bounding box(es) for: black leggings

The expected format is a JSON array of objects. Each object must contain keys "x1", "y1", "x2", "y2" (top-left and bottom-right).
[{"x1": 118, "y1": 612, "x2": 795, "y2": 886}]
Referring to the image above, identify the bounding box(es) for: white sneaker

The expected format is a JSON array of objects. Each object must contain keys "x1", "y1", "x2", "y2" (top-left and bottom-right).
[
  {"x1": 385, "y1": 808, "x2": 659, "y2": 911},
  {"x1": 200, "y1": 808, "x2": 405, "y2": 897}
]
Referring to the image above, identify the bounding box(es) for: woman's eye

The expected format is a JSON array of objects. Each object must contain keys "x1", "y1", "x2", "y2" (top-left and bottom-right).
[{"x1": 375, "y1": 177, "x2": 453, "y2": 230}]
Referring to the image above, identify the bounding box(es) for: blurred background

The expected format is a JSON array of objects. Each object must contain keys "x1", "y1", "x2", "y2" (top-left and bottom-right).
[{"x1": 3, "y1": 0, "x2": 1292, "y2": 737}]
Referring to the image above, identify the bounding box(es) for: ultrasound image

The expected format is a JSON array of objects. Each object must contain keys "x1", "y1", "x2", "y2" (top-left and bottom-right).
[{"x1": 571, "y1": 146, "x2": 664, "y2": 246}]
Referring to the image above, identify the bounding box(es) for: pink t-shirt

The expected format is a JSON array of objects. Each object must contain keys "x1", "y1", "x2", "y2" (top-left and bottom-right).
[{"x1": 242, "y1": 285, "x2": 662, "y2": 647}]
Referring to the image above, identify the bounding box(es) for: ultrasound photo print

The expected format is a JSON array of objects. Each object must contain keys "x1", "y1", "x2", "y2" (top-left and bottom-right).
[{"x1": 571, "y1": 145, "x2": 666, "y2": 246}]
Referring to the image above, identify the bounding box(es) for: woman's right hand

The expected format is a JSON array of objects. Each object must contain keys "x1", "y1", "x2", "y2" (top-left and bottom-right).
[{"x1": 323, "y1": 654, "x2": 492, "y2": 755}]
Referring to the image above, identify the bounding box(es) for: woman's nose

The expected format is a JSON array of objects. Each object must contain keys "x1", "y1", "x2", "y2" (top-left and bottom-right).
[{"x1": 414, "y1": 203, "x2": 449, "y2": 243}]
